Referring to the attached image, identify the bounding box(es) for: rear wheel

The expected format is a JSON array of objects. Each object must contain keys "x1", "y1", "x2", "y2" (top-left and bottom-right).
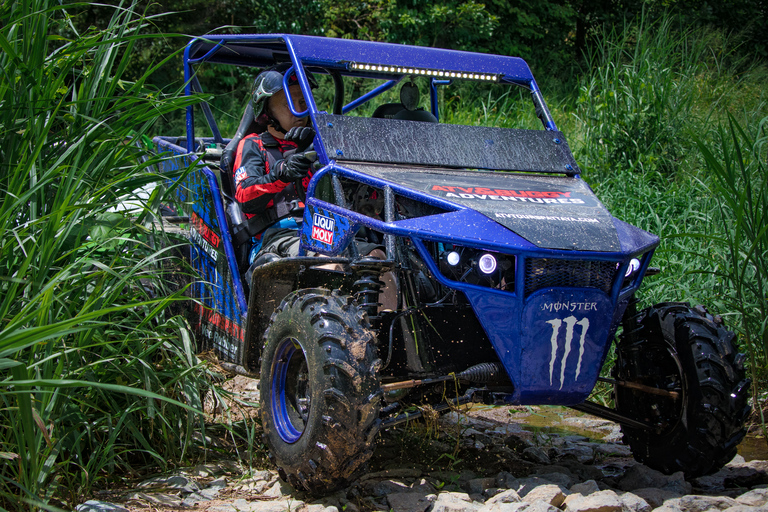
[
  {"x1": 615, "y1": 303, "x2": 750, "y2": 476},
  {"x1": 260, "y1": 289, "x2": 381, "y2": 494}
]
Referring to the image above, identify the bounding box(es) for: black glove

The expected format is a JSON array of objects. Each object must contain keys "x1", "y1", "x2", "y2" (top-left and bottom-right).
[
  {"x1": 284, "y1": 126, "x2": 315, "y2": 152},
  {"x1": 274, "y1": 152, "x2": 312, "y2": 182}
]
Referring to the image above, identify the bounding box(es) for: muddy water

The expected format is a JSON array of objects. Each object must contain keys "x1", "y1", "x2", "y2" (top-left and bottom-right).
[{"x1": 479, "y1": 404, "x2": 768, "y2": 462}]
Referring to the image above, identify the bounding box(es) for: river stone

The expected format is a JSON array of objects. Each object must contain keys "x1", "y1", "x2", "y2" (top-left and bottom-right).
[
  {"x1": 485, "y1": 489, "x2": 523, "y2": 506},
  {"x1": 630, "y1": 488, "x2": 685, "y2": 508},
  {"x1": 666, "y1": 495, "x2": 739, "y2": 512},
  {"x1": 137, "y1": 473, "x2": 199, "y2": 493},
  {"x1": 592, "y1": 443, "x2": 632, "y2": 458},
  {"x1": 570, "y1": 480, "x2": 601, "y2": 496},
  {"x1": 736, "y1": 488, "x2": 768, "y2": 507},
  {"x1": 522, "y1": 446, "x2": 552, "y2": 464},
  {"x1": 521, "y1": 484, "x2": 566, "y2": 507},
  {"x1": 127, "y1": 491, "x2": 183, "y2": 506},
  {"x1": 241, "y1": 500, "x2": 305, "y2": 512},
  {"x1": 76, "y1": 501, "x2": 130, "y2": 512},
  {"x1": 208, "y1": 505, "x2": 237, "y2": 512},
  {"x1": 617, "y1": 465, "x2": 691, "y2": 494},
  {"x1": 304, "y1": 505, "x2": 338, "y2": 512},
  {"x1": 386, "y1": 491, "x2": 435, "y2": 512},
  {"x1": 468, "y1": 477, "x2": 498, "y2": 494},
  {"x1": 563, "y1": 489, "x2": 623, "y2": 512},
  {"x1": 430, "y1": 491, "x2": 480, "y2": 512},
  {"x1": 360, "y1": 468, "x2": 423, "y2": 481},
  {"x1": 722, "y1": 507, "x2": 765, "y2": 512},
  {"x1": 534, "y1": 471, "x2": 573, "y2": 488},
  {"x1": 516, "y1": 477, "x2": 564, "y2": 497},
  {"x1": 263, "y1": 479, "x2": 295, "y2": 498},
  {"x1": 618, "y1": 492, "x2": 652, "y2": 512},
  {"x1": 362, "y1": 478, "x2": 410, "y2": 496},
  {"x1": 558, "y1": 443, "x2": 595, "y2": 464}
]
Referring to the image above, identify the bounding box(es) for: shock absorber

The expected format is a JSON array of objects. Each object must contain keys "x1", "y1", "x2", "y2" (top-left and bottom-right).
[{"x1": 353, "y1": 269, "x2": 384, "y2": 320}]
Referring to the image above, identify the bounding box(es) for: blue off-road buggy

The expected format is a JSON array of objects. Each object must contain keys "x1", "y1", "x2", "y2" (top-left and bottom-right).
[{"x1": 154, "y1": 34, "x2": 750, "y2": 493}]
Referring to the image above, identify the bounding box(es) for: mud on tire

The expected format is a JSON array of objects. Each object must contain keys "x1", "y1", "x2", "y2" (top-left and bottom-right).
[
  {"x1": 260, "y1": 288, "x2": 382, "y2": 494},
  {"x1": 615, "y1": 302, "x2": 751, "y2": 477}
]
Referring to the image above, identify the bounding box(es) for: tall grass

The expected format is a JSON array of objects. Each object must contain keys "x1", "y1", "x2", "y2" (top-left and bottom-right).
[
  {"x1": 574, "y1": 14, "x2": 739, "y2": 178},
  {"x1": 0, "y1": 1, "x2": 211, "y2": 509},
  {"x1": 694, "y1": 115, "x2": 768, "y2": 416},
  {"x1": 568, "y1": 14, "x2": 768, "y2": 413}
]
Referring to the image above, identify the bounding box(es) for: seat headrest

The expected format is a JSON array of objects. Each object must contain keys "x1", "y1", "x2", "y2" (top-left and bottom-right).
[
  {"x1": 221, "y1": 102, "x2": 260, "y2": 175},
  {"x1": 394, "y1": 108, "x2": 438, "y2": 123}
]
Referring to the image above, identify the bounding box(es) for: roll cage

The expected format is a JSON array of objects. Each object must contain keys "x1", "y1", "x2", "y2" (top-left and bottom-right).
[{"x1": 182, "y1": 34, "x2": 559, "y2": 162}]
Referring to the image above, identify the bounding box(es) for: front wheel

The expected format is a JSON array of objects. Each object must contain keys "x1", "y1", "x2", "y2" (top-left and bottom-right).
[
  {"x1": 260, "y1": 289, "x2": 381, "y2": 494},
  {"x1": 614, "y1": 303, "x2": 750, "y2": 477}
]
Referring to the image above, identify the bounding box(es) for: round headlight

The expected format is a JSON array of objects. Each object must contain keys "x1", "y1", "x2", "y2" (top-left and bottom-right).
[
  {"x1": 446, "y1": 251, "x2": 460, "y2": 266},
  {"x1": 625, "y1": 258, "x2": 641, "y2": 277},
  {"x1": 478, "y1": 253, "x2": 497, "y2": 274}
]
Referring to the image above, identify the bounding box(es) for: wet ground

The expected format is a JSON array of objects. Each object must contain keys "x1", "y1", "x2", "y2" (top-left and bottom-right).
[{"x1": 77, "y1": 376, "x2": 768, "y2": 512}]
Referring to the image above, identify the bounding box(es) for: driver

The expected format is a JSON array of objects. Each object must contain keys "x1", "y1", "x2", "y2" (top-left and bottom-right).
[{"x1": 233, "y1": 64, "x2": 317, "y2": 265}]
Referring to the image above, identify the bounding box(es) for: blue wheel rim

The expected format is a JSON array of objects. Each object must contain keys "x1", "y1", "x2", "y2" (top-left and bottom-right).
[{"x1": 271, "y1": 337, "x2": 310, "y2": 443}]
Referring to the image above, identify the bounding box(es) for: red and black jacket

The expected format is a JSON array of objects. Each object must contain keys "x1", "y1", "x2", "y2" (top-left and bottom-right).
[{"x1": 233, "y1": 131, "x2": 312, "y2": 217}]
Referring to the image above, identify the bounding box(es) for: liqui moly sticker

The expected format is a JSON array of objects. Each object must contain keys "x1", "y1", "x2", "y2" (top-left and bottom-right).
[{"x1": 311, "y1": 213, "x2": 335, "y2": 245}]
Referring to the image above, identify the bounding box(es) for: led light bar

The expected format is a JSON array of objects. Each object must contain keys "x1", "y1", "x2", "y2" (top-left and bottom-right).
[{"x1": 347, "y1": 61, "x2": 499, "y2": 81}]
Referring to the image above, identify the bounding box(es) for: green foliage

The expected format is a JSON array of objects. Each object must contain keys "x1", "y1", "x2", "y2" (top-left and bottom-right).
[
  {"x1": 575, "y1": 14, "x2": 715, "y2": 177},
  {"x1": 0, "y1": 1, "x2": 212, "y2": 509},
  {"x1": 693, "y1": 115, "x2": 768, "y2": 398}
]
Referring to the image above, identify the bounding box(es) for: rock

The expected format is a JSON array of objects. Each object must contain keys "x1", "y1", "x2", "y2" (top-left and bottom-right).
[
  {"x1": 505, "y1": 435, "x2": 535, "y2": 453},
  {"x1": 617, "y1": 465, "x2": 691, "y2": 494},
  {"x1": 137, "y1": 473, "x2": 200, "y2": 493},
  {"x1": 521, "y1": 484, "x2": 566, "y2": 507},
  {"x1": 468, "y1": 477, "x2": 498, "y2": 495},
  {"x1": 563, "y1": 490, "x2": 623, "y2": 512},
  {"x1": 722, "y1": 506, "x2": 764, "y2": 512},
  {"x1": 430, "y1": 491, "x2": 480, "y2": 512},
  {"x1": 592, "y1": 443, "x2": 632, "y2": 458},
  {"x1": 548, "y1": 460, "x2": 604, "y2": 482},
  {"x1": 188, "y1": 462, "x2": 231, "y2": 478},
  {"x1": 360, "y1": 468, "x2": 422, "y2": 481},
  {"x1": 76, "y1": 501, "x2": 130, "y2": 512},
  {"x1": 533, "y1": 471, "x2": 572, "y2": 488},
  {"x1": 208, "y1": 505, "x2": 238, "y2": 512},
  {"x1": 263, "y1": 479, "x2": 295, "y2": 498},
  {"x1": 668, "y1": 495, "x2": 739, "y2": 512},
  {"x1": 495, "y1": 472, "x2": 520, "y2": 489},
  {"x1": 386, "y1": 491, "x2": 435, "y2": 512},
  {"x1": 527, "y1": 502, "x2": 560, "y2": 512},
  {"x1": 558, "y1": 443, "x2": 595, "y2": 464},
  {"x1": 522, "y1": 447, "x2": 551, "y2": 465},
  {"x1": 631, "y1": 488, "x2": 685, "y2": 508},
  {"x1": 735, "y1": 488, "x2": 768, "y2": 507},
  {"x1": 240, "y1": 500, "x2": 305, "y2": 512},
  {"x1": 362, "y1": 478, "x2": 410, "y2": 496},
  {"x1": 515, "y1": 477, "x2": 565, "y2": 498},
  {"x1": 127, "y1": 491, "x2": 183, "y2": 507},
  {"x1": 618, "y1": 492, "x2": 651, "y2": 512},
  {"x1": 570, "y1": 480, "x2": 600, "y2": 496},
  {"x1": 485, "y1": 489, "x2": 523, "y2": 506},
  {"x1": 653, "y1": 505, "x2": 684, "y2": 512}
]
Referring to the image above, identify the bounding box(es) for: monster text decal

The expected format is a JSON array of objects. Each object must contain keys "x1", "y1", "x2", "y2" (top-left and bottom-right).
[{"x1": 311, "y1": 213, "x2": 335, "y2": 245}]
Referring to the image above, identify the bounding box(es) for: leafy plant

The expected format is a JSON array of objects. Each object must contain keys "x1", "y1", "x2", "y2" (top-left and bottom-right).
[
  {"x1": 575, "y1": 13, "x2": 732, "y2": 178},
  {"x1": 693, "y1": 114, "x2": 768, "y2": 431},
  {"x1": 0, "y1": 1, "x2": 209, "y2": 509}
]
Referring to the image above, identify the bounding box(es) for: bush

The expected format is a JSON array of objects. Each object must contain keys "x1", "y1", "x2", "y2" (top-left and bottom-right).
[{"x1": 0, "y1": 1, "x2": 210, "y2": 509}]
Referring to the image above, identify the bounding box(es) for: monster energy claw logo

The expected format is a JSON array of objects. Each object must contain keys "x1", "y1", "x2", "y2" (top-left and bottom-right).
[{"x1": 546, "y1": 316, "x2": 590, "y2": 390}]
